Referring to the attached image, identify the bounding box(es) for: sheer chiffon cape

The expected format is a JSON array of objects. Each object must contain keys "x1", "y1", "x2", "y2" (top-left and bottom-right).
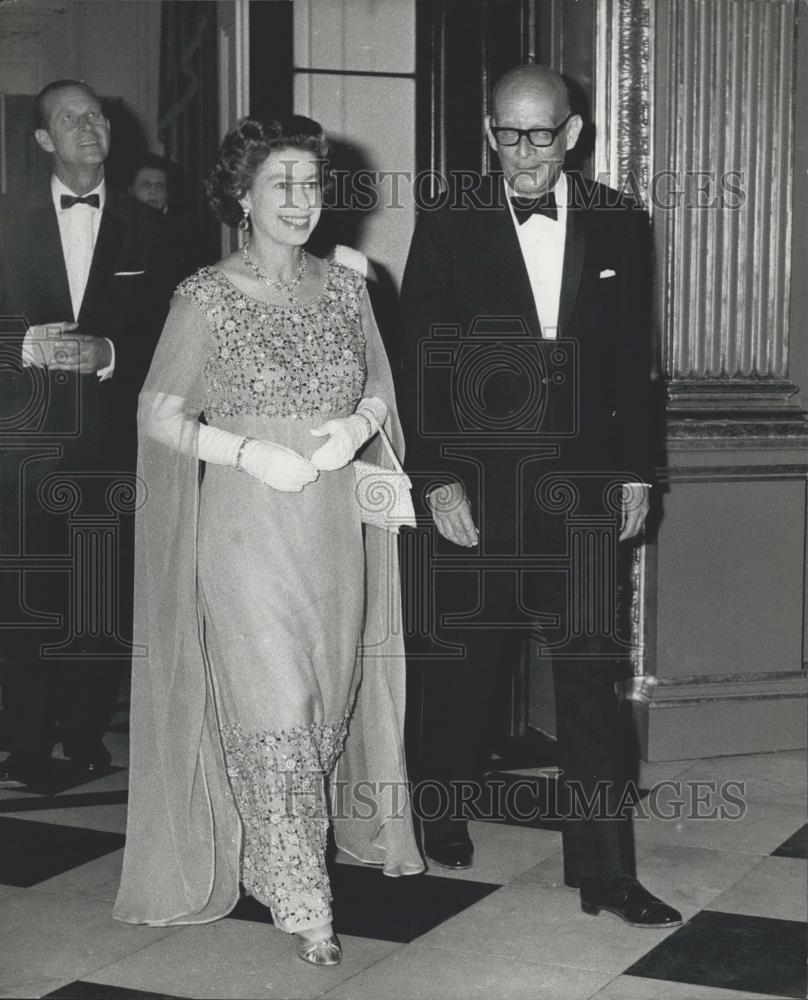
[{"x1": 114, "y1": 279, "x2": 423, "y2": 927}]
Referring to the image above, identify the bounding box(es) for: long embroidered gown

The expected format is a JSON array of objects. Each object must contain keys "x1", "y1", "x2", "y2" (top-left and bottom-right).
[{"x1": 114, "y1": 259, "x2": 422, "y2": 929}]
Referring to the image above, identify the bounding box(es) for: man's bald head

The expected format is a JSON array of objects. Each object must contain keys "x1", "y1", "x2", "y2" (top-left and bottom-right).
[
  {"x1": 485, "y1": 63, "x2": 582, "y2": 198},
  {"x1": 492, "y1": 64, "x2": 570, "y2": 122}
]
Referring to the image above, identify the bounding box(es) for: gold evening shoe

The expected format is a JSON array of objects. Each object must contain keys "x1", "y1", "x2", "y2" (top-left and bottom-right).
[{"x1": 295, "y1": 933, "x2": 342, "y2": 966}]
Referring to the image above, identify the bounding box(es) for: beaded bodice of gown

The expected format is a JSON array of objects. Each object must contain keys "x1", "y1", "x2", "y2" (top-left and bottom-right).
[{"x1": 174, "y1": 259, "x2": 367, "y2": 422}]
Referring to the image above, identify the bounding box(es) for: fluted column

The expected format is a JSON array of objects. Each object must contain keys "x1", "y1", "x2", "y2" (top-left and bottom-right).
[
  {"x1": 654, "y1": 0, "x2": 798, "y2": 408},
  {"x1": 594, "y1": 0, "x2": 807, "y2": 761}
]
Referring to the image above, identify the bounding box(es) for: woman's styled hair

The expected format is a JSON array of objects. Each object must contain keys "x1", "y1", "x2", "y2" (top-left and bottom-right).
[{"x1": 205, "y1": 114, "x2": 330, "y2": 227}]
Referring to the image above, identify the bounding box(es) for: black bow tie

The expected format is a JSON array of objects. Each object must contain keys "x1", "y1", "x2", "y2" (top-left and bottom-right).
[
  {"x1": 510, "y1": 192, "x2": 558, "y2": 224},
  {"x1": 60, "y1": 193, "x2": 100, "y2": 209}
]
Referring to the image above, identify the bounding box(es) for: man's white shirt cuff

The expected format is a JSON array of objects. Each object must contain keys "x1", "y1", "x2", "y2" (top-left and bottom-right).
[
  {"x1": 21, "y1": 327, "x2": 44, "y2": 368},
  {"x1": 97, "y1": 339, "x2": 115, "y2": 380}
]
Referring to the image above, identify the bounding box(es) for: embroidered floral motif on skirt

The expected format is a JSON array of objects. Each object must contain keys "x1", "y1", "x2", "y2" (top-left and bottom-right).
[{"x1": 221, "y1": 716, "x2": 350, "y2": 932}]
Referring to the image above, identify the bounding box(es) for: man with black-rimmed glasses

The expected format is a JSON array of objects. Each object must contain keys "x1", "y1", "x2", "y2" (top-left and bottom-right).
[{"x1": 400, "y1": 63, "x2": 681, "y2": 928}]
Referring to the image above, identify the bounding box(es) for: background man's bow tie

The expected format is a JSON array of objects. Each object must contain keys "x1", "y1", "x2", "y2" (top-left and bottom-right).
[
  {"x1": 60, "y1": 193, "x2": 100, "y2": 209},
  {"x1": 510, "y1": 192, "x2": 558, "y2": 223}
]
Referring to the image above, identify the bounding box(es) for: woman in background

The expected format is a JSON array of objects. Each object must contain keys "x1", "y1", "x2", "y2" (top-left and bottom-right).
[{"x1": 115, "y1": 114, "x2": 422, "y2": 966}]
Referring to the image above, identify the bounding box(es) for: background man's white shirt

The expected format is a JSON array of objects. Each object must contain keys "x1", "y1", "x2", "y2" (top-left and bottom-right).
[{"x1": 21, "y1": 176, "x2": 115, "y2": 379}]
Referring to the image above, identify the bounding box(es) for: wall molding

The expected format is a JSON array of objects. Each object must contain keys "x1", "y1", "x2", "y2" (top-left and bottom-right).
[
  {"x1": 630, "y1": 671, "x2": 807, "y2": 760},
  {"x1": 594, "y1": 0, "x2": 653, "y2": 195}
]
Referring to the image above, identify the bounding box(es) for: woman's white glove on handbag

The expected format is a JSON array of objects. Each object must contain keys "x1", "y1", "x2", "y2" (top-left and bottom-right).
[{"x1": 309, "y1": 396, "x2": 388, "y2": 471}]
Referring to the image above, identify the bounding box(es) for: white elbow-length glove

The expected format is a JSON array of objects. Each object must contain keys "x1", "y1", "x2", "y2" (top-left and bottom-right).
[
  {"x1": 144, "y1": 392, "x2": 318, "y2": 492},
  {"x1": 309, "y1": 396, "x2": 388, "y2": 471}
]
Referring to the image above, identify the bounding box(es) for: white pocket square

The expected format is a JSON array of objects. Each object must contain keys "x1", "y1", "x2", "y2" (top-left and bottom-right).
[
  {"x1": 114, "y1": 270, "x2": 145, "y2": 276},
  {"x1": 599, "y1": 268, "x2": 616, "y2": 278}
]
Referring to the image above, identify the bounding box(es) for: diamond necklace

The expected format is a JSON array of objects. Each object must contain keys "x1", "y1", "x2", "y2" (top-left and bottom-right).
[{"x1": 242, "y1": 242, "x2": 307, "y2": 299}]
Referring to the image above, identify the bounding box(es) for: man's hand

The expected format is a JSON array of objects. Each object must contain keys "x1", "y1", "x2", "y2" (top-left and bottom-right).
[
  {"x1": 49, "y1": 333, "x2": 113, "y2": 375},
  {"x1": 23, "y1": 322, "x2": 78, "y2": 368},
  {"x1": 428, "y1": 481, "x2": 479, "y2": 547},
  {"x1": 620, "y1": 482, "x2": 650, "y2": 541}
]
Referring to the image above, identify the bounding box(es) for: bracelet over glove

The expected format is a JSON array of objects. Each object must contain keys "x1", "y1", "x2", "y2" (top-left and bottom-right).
[{"x1": 141, "y1": 392, "x2": 318, "y2": 493}]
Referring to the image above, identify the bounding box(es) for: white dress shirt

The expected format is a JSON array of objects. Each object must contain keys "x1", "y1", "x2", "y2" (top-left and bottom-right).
[
  {"x1": 505, "y1": 171, "x2": 568, "y2": 339},
  {"x1": 22, "y1": 176, "x2": 114, "y2": 379},
  {"x1": 52, "y1": 174, "x2": 105, "y2": 318}
]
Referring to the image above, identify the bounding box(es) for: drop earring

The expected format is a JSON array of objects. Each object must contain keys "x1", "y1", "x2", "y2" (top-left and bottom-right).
[{"x1": 238, "y1": 205, "x2": 250, "y2": 232}]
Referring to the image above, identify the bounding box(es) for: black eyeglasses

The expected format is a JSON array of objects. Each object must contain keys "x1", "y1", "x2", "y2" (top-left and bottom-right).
[{"x1": 490, "y1": 113, "x2": 572, "y2": 148}]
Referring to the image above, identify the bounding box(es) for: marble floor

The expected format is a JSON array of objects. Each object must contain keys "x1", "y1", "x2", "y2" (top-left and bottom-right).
[{"x1": 0, "y1": 723, "x2": 805, "y2": 1000}]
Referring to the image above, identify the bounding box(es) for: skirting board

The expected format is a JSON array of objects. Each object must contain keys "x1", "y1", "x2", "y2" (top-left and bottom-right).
[{"x1": 630, "y1": 671, "x2": 808, "y2": 761}]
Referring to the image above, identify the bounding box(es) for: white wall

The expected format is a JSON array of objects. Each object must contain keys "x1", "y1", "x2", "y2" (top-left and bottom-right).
[
  {"x1": 0, "y1": 0, "x2": 161, "y2": 148},
  {"x1": 74, "y1": 0, "x2": 162, "y2": 149},
  {"x1": 293, "y1": 0, "x2": 417, "y2": 288}
]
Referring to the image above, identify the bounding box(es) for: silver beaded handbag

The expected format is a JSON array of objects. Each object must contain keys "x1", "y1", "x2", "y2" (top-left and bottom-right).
[{"x1": 353, "y1": 425, "x2": 416, "y2": 533}]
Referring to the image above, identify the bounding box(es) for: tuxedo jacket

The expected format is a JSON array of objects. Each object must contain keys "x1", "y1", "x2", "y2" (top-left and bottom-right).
[
  {"x1": 0, "y1": 186, "x2": 171, "y2": 472},
  {"x1": 399, "y1": 172, "x2": 655, "y2": 534}
]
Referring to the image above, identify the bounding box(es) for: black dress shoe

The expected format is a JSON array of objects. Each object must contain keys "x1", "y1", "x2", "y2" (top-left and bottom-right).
[
  {"x1": 423, "y1": 823, "x2": 474, "y2": 870},
  {"x1": 580, "y1": 876, "x2": 682, "y2": 928}
]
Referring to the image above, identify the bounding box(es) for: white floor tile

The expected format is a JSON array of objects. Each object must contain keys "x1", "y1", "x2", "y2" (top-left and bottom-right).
[
  {"x1": 30, "y1": 848, "x2": 124, "y2": 902},
  {"x1": 0, "y1": 890, "x2": 180, "y2": 987},
  {"x1": 414, "y1": 882, "x2": 687, "y2": 974},
  {"x1": 322, "y1": 943, "x2": 613, "y2": 1000},
  {"x1": 86, "y1": 919, "x2": 399, "y2": 1000},
  {"x1": 513, "y1": 848, "x2": 566, "y2": 888},
  {"x1": 676, "y1": 751, "x2": 807, "y2": 808},
  {"x1": 0, "y1": 972, "x2": 76, "y2": 998},
  {"x1": 592, "y1": 974, "x2": 778, "y2": 999},
  {"x1": 632, "y1": 795, "x2": 806, "y2": 857},
  {"x1": 624, "y1": 844, "x2": 764, "y2": 914},
  {"x1": 708, "y1": 855, "x2": 808, "y2": 923},
  {"x1": 1, "y1": 803, "x2": 127, "y2": 834}
]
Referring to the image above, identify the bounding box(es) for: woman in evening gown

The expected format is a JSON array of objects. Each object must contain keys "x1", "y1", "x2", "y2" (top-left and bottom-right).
[{"x1": 114, "y1": 115, "x2": 423, "y2": 965}]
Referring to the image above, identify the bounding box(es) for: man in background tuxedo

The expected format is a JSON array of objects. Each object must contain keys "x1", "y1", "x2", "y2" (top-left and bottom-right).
[
  {"x1": 0, "y1": 80, "x2": 169, "y2": 787},
  {"x1": 400, "y1": 64, "x2": 681, "y2": 927}
]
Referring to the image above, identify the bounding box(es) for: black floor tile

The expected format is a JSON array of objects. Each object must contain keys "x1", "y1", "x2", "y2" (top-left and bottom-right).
[
  {"x1": 44, "y1": 983, "x2": 186, "y2": 999},
  {"x1": 772, "y1": 822, "x2": 808, "y2": 860},
  {"x1": 0, "y1": 758, "x2": 123, "y2": 796},
  {"x1": 0, "y1": 816, "x2": 124, "y2": 887},
  {"x1": 0, "y1": 789, "x2": 127, "y2": 813},
  {"x1": 625, "y1": 909, "x2": 808, "y2": 998},
  {"x1": 227, "y1": 862, "x2": 499, "y2": 942}
]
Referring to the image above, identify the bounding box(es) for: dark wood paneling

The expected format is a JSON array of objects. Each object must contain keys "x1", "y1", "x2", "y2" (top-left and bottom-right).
[
  {"x1": 1, "y1": 95, "x2": 50, "y2": 197},
  {"x1": 249, "y1": 0, "x2": 293, "y2": 119},
  {"x1": 416, "y1": 0, "x2": 536, "y2": 179},
  {"x1": 415, "y1": 1, "x2": 595, "y2": 180}
]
